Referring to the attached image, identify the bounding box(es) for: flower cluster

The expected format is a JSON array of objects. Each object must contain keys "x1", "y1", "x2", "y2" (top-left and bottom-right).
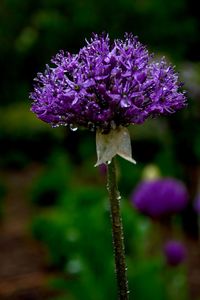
[
  {"x1": 163, "y1": 240, "x2": 187, "y2": 266},
  {"x1": 30, "y1": 33, "x2": 186, "y2": 132},
  {"x1": 131, "y1": 178, "x2": 188, "y2": 218}
]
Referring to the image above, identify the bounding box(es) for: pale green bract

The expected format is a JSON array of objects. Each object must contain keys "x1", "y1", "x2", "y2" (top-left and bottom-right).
[{"x1": 95, "y1": 127, "x2": 136, "y2": 166}]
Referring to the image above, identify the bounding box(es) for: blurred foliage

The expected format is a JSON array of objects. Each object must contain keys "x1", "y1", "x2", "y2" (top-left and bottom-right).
[
  {"x1": 0, "y1": 103, "x2": 66, "y2": 168},
  {"x1": 31, "y1": 161, "x2": 189, "y2": 299},
  {"x1": 30, "y1": 151, "x2": 72, "y2": 206},
  {"x1": 28, "y1": 137, "x2": 190, "y2": 299},
  {"x1": 0, "y1": 180, "x2": 6, "y2": 218}
]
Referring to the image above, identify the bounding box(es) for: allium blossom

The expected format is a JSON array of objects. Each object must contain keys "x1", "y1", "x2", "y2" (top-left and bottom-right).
[
  {"x1": 131, "y1": 178, "x2": 188, "y2": 218},
  {"x1": 30, "y1": 33, "x2": 186, "y2": 165},
  {"x1": 163, "y1": 240, "x2": 187, "y2": 266},
  {"x1": 30, "y1": 33, "x2": 186, "y2": 131}
]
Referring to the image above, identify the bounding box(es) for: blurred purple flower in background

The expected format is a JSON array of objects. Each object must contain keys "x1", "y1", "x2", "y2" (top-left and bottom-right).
[
  {"x1": 30, "y1": 33, "x2": 186, "y2": 132},
  {"x1": 163, "y1": 240, "x2": 187, "y2": 266},
  {"x1": 131, "y1": 178, "x2": 188, "y2": 218}
]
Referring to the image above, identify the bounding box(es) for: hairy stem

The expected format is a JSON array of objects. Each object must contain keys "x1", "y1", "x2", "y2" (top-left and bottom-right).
[{"x1": 107, "y1": 158, "x2": 129, "y2": 300}]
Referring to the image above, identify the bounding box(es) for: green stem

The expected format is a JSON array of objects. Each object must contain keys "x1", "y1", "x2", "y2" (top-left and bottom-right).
[{"x1": 107, "y1": 157, "x2": 129, "y2": 300}]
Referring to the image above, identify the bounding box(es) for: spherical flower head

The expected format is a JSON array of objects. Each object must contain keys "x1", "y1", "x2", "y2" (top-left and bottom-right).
[
  {"x1": 163, "y1": 240, "x2": 187, "y2": 266},
  {"x1": 30, "y1": 33, "x2": 186, "y2": 132},
  {"x1": 131, "y1": 178, "x2": 188, "y2": 218}
]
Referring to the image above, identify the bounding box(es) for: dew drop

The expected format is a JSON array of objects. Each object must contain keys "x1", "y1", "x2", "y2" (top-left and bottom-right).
[
  {"x1": 70, "y1": 124, "x2": 78, "y2": 131},
  {"x1": 106, "y1": 160, "x2": 111, "y2": 165},
  {"x1": 117, "y1": 194, "x2": 121, "y2": 201},
  {"x1": 51, "y1": 123, "x2": 60, "y2": 128},
  {"x1": 121, "y1": 99, "x2": 131, "y2": 108}
]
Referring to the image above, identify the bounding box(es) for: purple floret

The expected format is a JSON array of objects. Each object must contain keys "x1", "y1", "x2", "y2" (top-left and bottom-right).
[
  {"x1": 164, "y1": 240, "x2": 187, "y2": 266},
  {"x1": 30, "y1": 33, "x2": 186, "y2": 131},
  {"x1": 131, "y1": 178, "x2": 188, "y2": 218}
]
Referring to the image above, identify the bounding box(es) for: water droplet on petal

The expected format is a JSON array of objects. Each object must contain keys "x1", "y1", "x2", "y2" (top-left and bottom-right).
[
  {"x1": 70, "y1": 124, "x2": 78, "y2": 131},
  {"x1": 51, "y1": 123, "x2": 60, "y2": 128},
  {"x1": 121, "y1": 98, "x2": 131, "y2": 108}
]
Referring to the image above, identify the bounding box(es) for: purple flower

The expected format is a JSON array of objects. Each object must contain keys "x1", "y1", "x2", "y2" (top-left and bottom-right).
[
  {"x1": 131, "y1": 178, "x2": 188, "y2": 218},
  {"x1": 163, "y1": 240, "x2": 187, "y2": 266},
  {"x1": 30, "y1": 33, "x2": 186, "y2": 132}
]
